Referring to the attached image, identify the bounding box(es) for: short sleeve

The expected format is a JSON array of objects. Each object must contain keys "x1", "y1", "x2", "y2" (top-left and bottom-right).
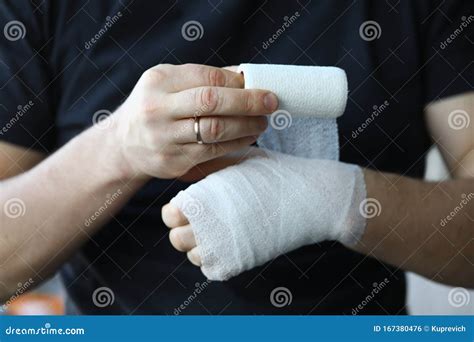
[
  {"x1": 0, "y1": 0, "x2": 56, "y2": 152},
  {"x1": 421, "y1": 0, "x2": 474, "y2": 105}
]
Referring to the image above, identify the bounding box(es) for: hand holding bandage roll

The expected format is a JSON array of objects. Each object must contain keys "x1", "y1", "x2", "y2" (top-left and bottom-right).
[{"x1": 170, "y1": 64, "x2": 367, "y2": 281}]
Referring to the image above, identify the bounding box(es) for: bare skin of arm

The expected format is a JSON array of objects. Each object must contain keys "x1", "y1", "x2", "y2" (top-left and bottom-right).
[
  {"x1": 354, "y1": 92, "x2": 474, "y2": 288},
  {"x1": 0, "y1": 128, "x2": 145, "y2": 300},
  {"x1": 164, "y1": 91, "x2": 474, "y2": 288}
]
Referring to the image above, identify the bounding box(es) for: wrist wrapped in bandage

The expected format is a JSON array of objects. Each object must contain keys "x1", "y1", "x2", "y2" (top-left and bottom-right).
[{"x1": 170, "y1": 150, "x2": 367, "y2": 281}]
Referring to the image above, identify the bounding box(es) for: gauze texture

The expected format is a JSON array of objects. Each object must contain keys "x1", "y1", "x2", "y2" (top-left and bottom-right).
[
  {"x1": 238, "y1": 64, "x2": 347, "y2": 159},
  {"x1": 171, "y1": 150, "x2": 367, "y2": 281}
]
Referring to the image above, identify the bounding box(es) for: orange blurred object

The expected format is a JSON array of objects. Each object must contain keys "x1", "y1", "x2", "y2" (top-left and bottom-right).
[{"x1": 6, "y1": 293, "x2": 64, "y2": 315}]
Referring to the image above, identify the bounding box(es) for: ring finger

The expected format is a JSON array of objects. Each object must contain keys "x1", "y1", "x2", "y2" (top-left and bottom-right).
[{"x1": 172, "y1": 116, "x2": 267, "y2": 144}]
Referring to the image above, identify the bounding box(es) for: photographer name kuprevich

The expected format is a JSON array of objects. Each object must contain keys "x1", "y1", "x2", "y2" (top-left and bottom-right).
[{"x1": 431, "y1": 325, "x2": 466, "y2": 334}]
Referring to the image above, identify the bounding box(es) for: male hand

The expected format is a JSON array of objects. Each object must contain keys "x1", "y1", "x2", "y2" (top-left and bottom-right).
[{"x1": 114, "y1": 64, "x2": 278, "y2": 180}]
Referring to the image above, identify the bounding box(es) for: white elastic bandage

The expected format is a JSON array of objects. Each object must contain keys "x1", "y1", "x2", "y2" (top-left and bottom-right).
[
  {"x1": 238, "y1": 64, "x2": 347, "y2": 118},
  {"x1": 171, "y1": 150, "x2": 367, "y2": 281},
  {"x1": 171, "y1": 64, "x2": 367, "y2": 281},
  {"x1": 238, "y1": 64, "x2": 347, "y2": 159}
]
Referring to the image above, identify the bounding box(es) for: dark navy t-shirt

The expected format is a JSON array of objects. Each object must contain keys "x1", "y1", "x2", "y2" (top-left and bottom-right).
[{"x1": 0, "y1": 0, "x2": 472, "y2": 314}]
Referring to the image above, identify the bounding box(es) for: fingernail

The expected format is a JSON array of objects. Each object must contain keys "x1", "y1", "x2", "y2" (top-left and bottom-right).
[{"x1": 263, "y1": 93, "x2": 278, "y2": 111}]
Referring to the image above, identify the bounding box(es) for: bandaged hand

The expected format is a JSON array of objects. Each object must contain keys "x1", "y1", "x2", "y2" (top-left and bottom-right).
[{"x1": 162, "y1": 149, "x2": 367, "y2": 281}]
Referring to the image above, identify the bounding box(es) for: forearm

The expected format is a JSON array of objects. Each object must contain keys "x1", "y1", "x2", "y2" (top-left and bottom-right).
[
  {"x1": 0, "y1": 118, "x2": 147, "y2": 300},
  {"x1": 0, "y1": 64, "x2": 272, "y2": 293},
  {"x1": 351, "y1": 169, "x2": 474, "y2": 287}
]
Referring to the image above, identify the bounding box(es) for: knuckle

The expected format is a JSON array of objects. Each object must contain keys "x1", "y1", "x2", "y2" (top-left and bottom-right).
[
  {"x1": 141, "y1": 66, "x2": 168, "y2": 84},
  {"x1": 139, "y1": 96, "x2": 160, "y2": 118},
  {"x1": 140, "y1": 98, "x2": 156, "y2": 117},
  {"x1": 207, "y1": 117, "x2": 225, "y2": 142},
  {"x1": 208, "y1": 68, "x2": 226, "y2": 87},
  {"x1": 183, "y1": 64, "x2": 225, "y2": 87},
  {"x1": 197, "y1": 87, "x2": 219, "y2": 113},
  {"x1": 243, "y1": 92, "x2": 254, "y2": 113}
]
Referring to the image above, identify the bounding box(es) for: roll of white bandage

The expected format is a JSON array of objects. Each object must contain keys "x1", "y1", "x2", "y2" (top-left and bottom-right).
[
  {"x1": 237, "y1": 64, "x2": 348, "y2": 159},
  {"x1": 238, "y1": 64, "x2": 348, "y2": 118}
]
